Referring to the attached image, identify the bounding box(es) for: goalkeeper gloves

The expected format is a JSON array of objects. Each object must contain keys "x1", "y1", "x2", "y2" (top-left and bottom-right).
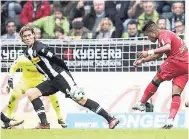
[
  {"x1": 6, "y1": 77, "x2": 13, "y2": 93},
  {"x1": 8, "y1": 77, "x2": 13, "y2": 89}
]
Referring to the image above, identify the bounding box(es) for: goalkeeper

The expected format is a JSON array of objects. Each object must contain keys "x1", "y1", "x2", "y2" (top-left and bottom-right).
[{"x1": 6, "y1": 54, "x2": 67, "y2": 128}]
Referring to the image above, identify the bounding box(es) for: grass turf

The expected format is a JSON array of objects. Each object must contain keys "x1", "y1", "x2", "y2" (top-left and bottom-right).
[{"x1": 1, "y1": 129, "x2": 188, "y2": 139}]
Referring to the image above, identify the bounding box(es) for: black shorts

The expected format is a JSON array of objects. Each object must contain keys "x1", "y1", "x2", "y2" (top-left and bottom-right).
[{"x1": 36, "y1": 71, "x2": 76, "y2": 97}]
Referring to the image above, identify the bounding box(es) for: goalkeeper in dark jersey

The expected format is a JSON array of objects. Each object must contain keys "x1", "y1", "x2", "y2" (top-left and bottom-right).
[{"x1": 17, "y1": 25, "x2": 119, "y2": 129}]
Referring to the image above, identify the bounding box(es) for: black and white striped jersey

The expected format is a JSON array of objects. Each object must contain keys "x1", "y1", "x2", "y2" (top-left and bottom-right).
[{"x1": 25, "y1": 41, "x2": 69, "y2": 80}]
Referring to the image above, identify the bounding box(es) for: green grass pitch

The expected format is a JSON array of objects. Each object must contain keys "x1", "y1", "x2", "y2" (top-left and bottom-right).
[{"x1": 1, "y1": 129, "x2": 188, "y2": 139}]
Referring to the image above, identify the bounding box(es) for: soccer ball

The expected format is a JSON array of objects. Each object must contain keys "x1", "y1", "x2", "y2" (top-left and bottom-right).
[{"x1": 69, "y1": 86, "x2": 85, "y2": 101}]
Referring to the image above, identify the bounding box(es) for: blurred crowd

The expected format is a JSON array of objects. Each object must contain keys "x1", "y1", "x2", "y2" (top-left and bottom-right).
[{"x1": 1, "y1": 0, "x2": 185, "y2": 40}]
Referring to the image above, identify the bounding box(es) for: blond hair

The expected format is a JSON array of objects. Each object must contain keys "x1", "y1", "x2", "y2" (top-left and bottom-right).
[
  {"x1": 19, "y1": 25, "x2": 35, "y2": 38},
  {"x1": 97, "y1": 18, "x2": 113, "y2": 32}
]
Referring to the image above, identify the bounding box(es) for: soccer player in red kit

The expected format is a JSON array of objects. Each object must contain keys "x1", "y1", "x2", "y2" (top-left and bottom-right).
[{"x1": 132, "y1": 21, "x2": 188, "y2": 129}]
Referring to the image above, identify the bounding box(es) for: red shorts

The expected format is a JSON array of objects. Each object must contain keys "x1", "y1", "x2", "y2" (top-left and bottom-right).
[{"x1": 156, "y1": 58, "x2": 188, "y2": 89}]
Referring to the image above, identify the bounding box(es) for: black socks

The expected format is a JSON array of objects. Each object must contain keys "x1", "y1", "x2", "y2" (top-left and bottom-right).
[
  {"x1": 31, "y1": 98, "x2": 48, "y2": 124},
  {"x1": 84, "y1": 99, "x2": 114, "y2": 123}
]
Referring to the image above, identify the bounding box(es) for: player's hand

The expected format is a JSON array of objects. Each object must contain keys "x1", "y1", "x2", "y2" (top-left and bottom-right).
[
  {"x1": 6, "y1": 77, "x2": 13, "y2": 93},
  {"x1": 137, "y1": 51, "x2": 148, "y2": 58},
  {"x1": 6, "y1": 86, "x2": 11, "y2": 93},
  {"x1": 7, "y1": 77, "x2": 13, "y2": 89},
  {"x1": 133, "y1": 58, "x2": 145, "y2": 67}
]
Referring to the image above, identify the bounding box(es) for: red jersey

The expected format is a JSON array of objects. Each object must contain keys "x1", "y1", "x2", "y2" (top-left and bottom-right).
[{"x1": 158, "y1": 30, "x2": 188, "y2": 63}]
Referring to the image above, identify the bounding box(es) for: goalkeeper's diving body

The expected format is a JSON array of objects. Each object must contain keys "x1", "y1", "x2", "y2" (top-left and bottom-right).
[
  {"x1": 6, "y1": 55, "x2": 67, "y2": 128},
  {"x1": 18, "y1": 25, "x2": 119, "y2": 129}
]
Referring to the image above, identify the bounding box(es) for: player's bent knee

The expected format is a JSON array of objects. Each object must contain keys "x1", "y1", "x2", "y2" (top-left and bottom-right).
[
  {"x1": 172, "y1": 83, "x2": 183, "y2": 95},
  {"x1": 152, "y1": 75, "x2": 164, "y2": 86},
  {"x1": 26, "y1": 88, "x2": 42, "y2": 101}
]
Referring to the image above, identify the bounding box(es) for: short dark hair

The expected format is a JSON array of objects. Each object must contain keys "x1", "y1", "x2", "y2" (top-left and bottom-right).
[
  {"x1": 127, "y1": 20, "x2": 137, "y2": 26},
  {"x1": 142, "y1": 20, "x2": 158, "y2": 33},
  {"x1": 5, "y1": 19, "x2": 16, "y2": 26},
  {"x1": 52, "y1": 6, "x2": 64, "y2": 15},
  {"x1": 72, "y1": 21, "x2": 83, "y2": 29},
  {"x1": 54, "y1": 26, "x2": 64, "y2": 34},
  {"x1": 172, "y1": 1, "x2": 184, "y2": 6}
]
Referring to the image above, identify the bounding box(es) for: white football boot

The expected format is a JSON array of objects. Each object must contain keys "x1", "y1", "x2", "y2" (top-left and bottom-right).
[
  {"x1": 132, "y1": 102, "x2": 146, "y2": 111},
  {"x1": 162, "y1": 118, "x2": 174, "y2": 129}
]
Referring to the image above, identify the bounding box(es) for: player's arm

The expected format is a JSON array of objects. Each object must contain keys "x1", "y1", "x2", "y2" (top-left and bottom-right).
[
  {"x1": 138, "y1": 43, "x2": 171, "y2": 58},
  {"x1": 134, "y1": 53, "x2": 163, "y2": 67},
  {"x1": 148, "y1": 43, "x2": 171, "y2": 55},
  {"x1": 139, "y1": 31, "x2": 172, "y2": 58},
  {"x1": 37, "y1": 44, "x2": 69, "y2": 71},
  {"x1": 9, "y1": 59, "x2": 21, "y2": 77},
  {"x1": 7, "y1": 58, "x2": 21, "y2": 91},
  {"x1": 143, "y1": 53, "x2": 163, "y2": 62}
]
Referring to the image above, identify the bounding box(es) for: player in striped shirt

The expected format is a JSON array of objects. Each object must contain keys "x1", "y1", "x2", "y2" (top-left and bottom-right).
[
  {"x1": 6, "y1": 54, "x2": 67, "y2": 128},
  {"x1": 17, "y1": 25, "x2": 119, "y2": 129}
]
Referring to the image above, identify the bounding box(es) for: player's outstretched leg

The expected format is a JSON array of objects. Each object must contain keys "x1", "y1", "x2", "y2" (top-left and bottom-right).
[
  {"x1": 7, "y1": 89, "x2": 23, "y2": 118},
  {"x1": 1, "y1": 112, "x2": 24, "y2": 129},
  {"x1": 78, "y1": 98, "x2": 119, "y2": 129},
  {"x1": 49, "y1": 94, "x2": 67, "y2": 128},
  {"x1": 162, "y1": 81, "x2": 185, "y2": 129},
  {"x1": 26, "y1": 88, "x2": 50, "y2": 129},
  {"x1": 69, "y1": 86, "x2": 119, "y2": 129},
  {"x1": 132, "y1": 75, "x2": 163, "y2": 111}
]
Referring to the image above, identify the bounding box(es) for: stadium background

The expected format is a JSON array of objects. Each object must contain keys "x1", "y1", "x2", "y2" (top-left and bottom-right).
[{"x1": 1, "y1": 0, "x2": 188, "y2": 139}]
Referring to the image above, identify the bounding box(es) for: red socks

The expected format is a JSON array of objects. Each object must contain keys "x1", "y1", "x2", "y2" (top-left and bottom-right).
[
  {"x1": 168, "y1": 95, "x2": 181, "y2": 119},
  {"x1": 141, "y1": 80, "x2": 181, "y2": 119},
  {"x1": 141, "y1": 81, "x2": 158, "y2": 104}
]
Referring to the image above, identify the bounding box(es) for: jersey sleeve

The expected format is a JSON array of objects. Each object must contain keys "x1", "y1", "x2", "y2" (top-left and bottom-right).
[
  {"x1": 158, "y1": 32, "x2": 171, "y2": 46},
  {"x1": 37, "y1": 42, "x2": 69, "y2": 71},
  {"x1": 36, "y1": 42, "x2": 54, "y2": 58}
]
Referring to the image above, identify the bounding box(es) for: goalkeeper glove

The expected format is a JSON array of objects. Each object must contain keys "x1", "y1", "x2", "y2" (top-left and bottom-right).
[
  {"x1": 8, "y1": 77, "x2": 13, "y2": 89},
  {"x1": 6, "y1": 77, "x2": 13, "y2": 93}
]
